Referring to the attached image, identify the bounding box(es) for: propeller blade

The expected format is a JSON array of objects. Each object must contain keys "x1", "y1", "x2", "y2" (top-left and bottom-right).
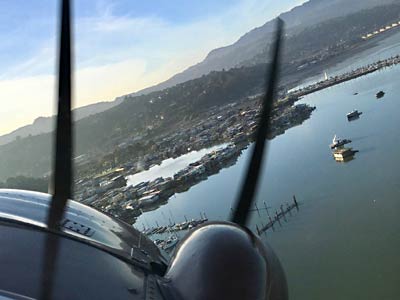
[
  {"x1": 230, "y1": 18, "x2": 284, "y2": 227},
  {"x1": 40, "y1": 234, "x2": 60, "y2": 300},
  {"x1": 47, "y1": 0, "x2": 73, "y2": 230},
  {"x1": 41, "y1": 2, "x2": 72, "y2": 299}
]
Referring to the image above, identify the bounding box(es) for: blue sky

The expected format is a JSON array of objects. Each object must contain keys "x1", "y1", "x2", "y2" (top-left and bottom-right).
[
  {"x1": 0, "y1": 0, "x2": 306, "y2": 134},
  {"x1": 0, "y1": 0, "x2": 248, "y2": 76}
]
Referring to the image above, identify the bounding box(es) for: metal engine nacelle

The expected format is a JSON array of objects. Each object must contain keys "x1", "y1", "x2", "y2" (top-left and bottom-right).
[{"x1": 159, "y1": 222, "x2": 288, "y2": 300}]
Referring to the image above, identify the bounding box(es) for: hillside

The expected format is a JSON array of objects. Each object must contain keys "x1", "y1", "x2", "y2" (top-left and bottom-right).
[
  {"x1": 0, "y1": 97, "x2": 123, "y2": 146},
  {"x1": 125, "y1": 0, "x2": 396, "y2": 98},
  {"x1": 250, "y1": 3, "x2": 400, "y2": 66},
  {"x1": 1, "y1": 0, "x2": 395, "y2": 147},
  {"x1": 0, "y1": 2, "x2": 399, "y2": 181},
  {"x1": 0, "y1": 64, "x2": 270, "y2": 180}
]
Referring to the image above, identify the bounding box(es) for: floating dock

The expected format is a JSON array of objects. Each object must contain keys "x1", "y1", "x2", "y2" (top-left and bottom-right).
[{"x1": 333, "y1": 147, "x2": 358, "y2": 162}]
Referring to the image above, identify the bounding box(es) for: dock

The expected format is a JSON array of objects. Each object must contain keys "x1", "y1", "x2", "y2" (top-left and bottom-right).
[
  {"x1": 140, "y1": 214, "x2": 209, "y2": 236},
  {"x1": 140, "y1": 195, "x2": 300, "y2": 239}
]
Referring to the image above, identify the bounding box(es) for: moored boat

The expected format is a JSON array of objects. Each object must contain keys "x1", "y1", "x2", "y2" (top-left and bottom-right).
[
  {"x1": 376, "y1": 91, "x2": 385, "y2": 98},
  {"x1": 162, "y1": 236, "x2": 179, "y2": 251},
  {"x1": 330, "y1": 135, "x2": 352, "y2": 149},
  {"x1": 347, "y1": 110, "x2": 362, "y2": 120}
]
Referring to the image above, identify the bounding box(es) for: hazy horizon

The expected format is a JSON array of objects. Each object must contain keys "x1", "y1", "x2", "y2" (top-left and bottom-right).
[{"x1": 0, "y1": 0, "x2": 306, "y2": 136}]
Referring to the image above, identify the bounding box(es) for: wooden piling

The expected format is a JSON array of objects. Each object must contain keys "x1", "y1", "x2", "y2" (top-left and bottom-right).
[
  {"x1": 255, "y1": 202, "x2": 261, "y2": 217},
  {"x1": 269, "y1": 216, "x2": 275, "y2": 231},
  {"x1": 293, "y1": 195, "x2": 298, "y2": 207},
  {"x1": 286, "y1": 203, "x2": 292, "y2": 216},
  {"x1": 263, "y1": 201, "x2": 269, "y2": 215},
  {"x1": 280, "y1": 205, "x2": 287, "y2": 222},
  {"x1": 275, "y1": 211, "x2": 282, "y2": 226}
]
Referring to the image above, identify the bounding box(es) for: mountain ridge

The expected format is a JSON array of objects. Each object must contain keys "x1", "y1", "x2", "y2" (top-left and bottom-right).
[
  {"x1": 0, "y1": 2, "x2": 399, "y2": 180},
  {"x1": 0, "y1": 98, "x2": 123, "y2": 145},
  {"x1": 122, "y1": 0, "x2": 395, "y2": 98},
  {"x1": 0, "y1": 0, "x2": 395, "y2": 146}
]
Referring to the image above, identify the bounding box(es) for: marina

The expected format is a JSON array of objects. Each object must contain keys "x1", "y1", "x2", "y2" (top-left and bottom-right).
[
  {"x1": 141, "y1": 215, "x2": 209, "y2": 236},
  {"x1": 288, "y1": 55, "x2": 400, "y2": 99},
  {"x1": 143, "y1": 196, "x2": 301, "y2": 253},
  {"x1": 135, "y1": 62, "x2": 400, "y2": 299}
]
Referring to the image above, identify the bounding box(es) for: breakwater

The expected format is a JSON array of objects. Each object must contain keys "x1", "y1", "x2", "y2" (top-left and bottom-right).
[{"x1": 289, "y1": 54, "x2": 400, "y2": 98}]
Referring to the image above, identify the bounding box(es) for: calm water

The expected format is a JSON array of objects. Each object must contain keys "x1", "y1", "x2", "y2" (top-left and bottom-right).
[
  {"x1": 126, "y1": 144, "x2": 227, "y2": 186},
  {"x1": 136, "y1": 63, "x2": 400, "y2": 298}
]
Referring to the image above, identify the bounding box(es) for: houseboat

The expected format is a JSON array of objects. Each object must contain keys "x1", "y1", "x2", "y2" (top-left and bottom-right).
[{"x1": 333, "y1": 147, "x2": 358, "y2": 162}]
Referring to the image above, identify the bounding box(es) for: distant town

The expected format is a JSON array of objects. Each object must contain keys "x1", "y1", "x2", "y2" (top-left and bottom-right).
[
  {"x1": 73, "y1": 90, "x2": 315, "y2": 224},
  {"x1": 1, "y1": 0, "x2": 400, "y2": 228},
  {"x1": 69, "y1": 49, "x2": 400, "y2": 225}
]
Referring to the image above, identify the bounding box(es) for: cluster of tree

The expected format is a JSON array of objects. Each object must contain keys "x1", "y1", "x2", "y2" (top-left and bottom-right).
[{"x1": 0, "y1": 176, "x2": 48, "y2": 193}]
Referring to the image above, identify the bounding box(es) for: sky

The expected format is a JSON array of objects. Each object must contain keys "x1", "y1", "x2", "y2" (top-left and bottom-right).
[{"x1": 0, "y1": 0, "x2": 306, "y2": 135}]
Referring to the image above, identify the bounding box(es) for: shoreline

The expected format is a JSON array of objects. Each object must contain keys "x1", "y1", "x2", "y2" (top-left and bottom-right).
[
  {"x1": 87, "y1": 102, "x2": 315, "y2": 224},
  {"x1": 82, "y1": 53, "x2": 400, "y2": 226},
  {"x1": 122, "y1": 104, "x2": 315, "y2": 224},
  {"x1": 288, "y1": 54, "x2": 400, "y2": 98},
  {"x1": 130, "y1": 54, "x2": 400, "y2": 225}
]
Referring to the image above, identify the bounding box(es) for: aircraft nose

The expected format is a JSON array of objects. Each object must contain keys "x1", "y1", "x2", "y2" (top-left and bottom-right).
[{"x1": 160, "y1": 222, "x2": 288, "y2": 300}]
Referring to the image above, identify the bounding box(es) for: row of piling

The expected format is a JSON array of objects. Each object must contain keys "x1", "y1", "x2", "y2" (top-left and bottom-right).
[
  {"x1": 140, "y1": 195, "x2": 299, "y2": 237},
  {"x1": 255, "y1": 195, "x2": 299, "y2": 235}
]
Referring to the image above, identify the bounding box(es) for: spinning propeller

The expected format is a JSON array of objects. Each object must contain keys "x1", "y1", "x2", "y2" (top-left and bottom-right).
[{"x1": 41, "y1": 1, "x2": 287, "y2": 299}]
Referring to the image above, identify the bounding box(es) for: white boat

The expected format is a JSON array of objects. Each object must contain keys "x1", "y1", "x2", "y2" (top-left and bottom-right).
[
  {"x1": 330, "y1": 135, "x2": 351, "y2": 149},
  {"x1": 162, "y1": 236, "x2": 179, "y2": 251}
]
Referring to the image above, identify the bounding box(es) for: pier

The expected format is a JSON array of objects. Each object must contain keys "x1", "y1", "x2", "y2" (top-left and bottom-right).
[
  {"x1": 140, "y1": 195, "x2": 300, "y2": 238},
  {"x1": 255, "y1": 195, "x2": 299, "y2": 235}
]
